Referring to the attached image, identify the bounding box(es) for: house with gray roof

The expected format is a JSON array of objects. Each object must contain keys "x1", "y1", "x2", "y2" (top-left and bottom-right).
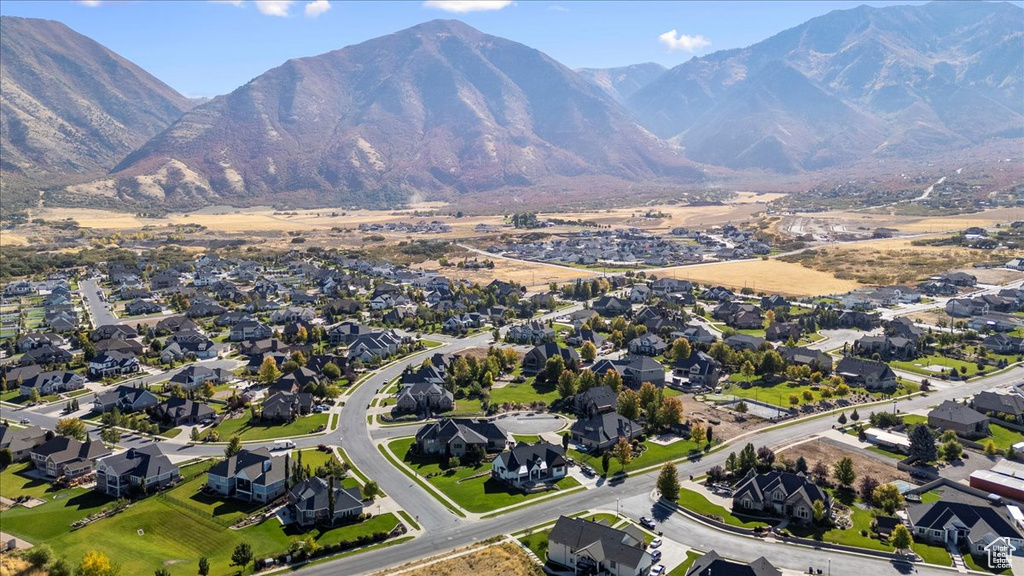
[
  {"x1": 570, "y1": 412, "x2": 642, "y2": 452},
  {"x1": 414, "y1": 418, "x2": 509, "y2": 457},
  {"x1": 395, "y1": 382, "x2": 454, "y2": 415},
  {"x1": 95, "y1": 445, "x2": 179, "y2": 497},
  {"x1": 0, "y1": 424, "x2": 48, "y2": 461},
  {"x1": 732, "y1": 470, "x2": 831, "y2": 524},
  {"x1": 31, "y1": 436, "x2": 111, "y2": 479},
  {"x1": 546, "y1": 515, "x2": 652, "y2": 576},
  {"x1": 834, "y1": 356, "x2": 897, "y2": 390},
  {"x1": 491, "y1": 441, "x2": 566, "y2": 489},
  {"x1": 907, "y1": 501, "x2": 1023, "y2": 559},
  {"x1": 94, "y1": 385, "x2": 159, "y2": 413},
  {"x1": 928, "y1": 400, "x2": 990, "y2": 439},
  {"x1": 288, "y1": 477, "x2": 364, "y2": 527},
  {"x1": 206, "y1": 448, "x2": 287, "y2": 504},
  {"x1": 972, "y1": 391, "x2": 1024, "y2": 424},
  {"x1": 19, "y1": 370, "x2": 85, "y2": 397},
  {"x1": 685, "y1": 551, "x2": 781, "y2": 576},
  {"x1": 151, "y1": 398, "x2": 217, "y2": 426}
]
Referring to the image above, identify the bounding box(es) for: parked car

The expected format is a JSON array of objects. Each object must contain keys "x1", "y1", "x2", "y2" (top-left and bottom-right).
[
  {"x1": 648, "y1": 537, "x2": 662, "y2": 549},
  {"x1": 640, "y1": 517, "x2": 656, "y2": 530},
  {"x1": 19, "y1": 418, "x2": 31, "y2": 424},
  {"x1": 651, "y1": 565, "x2": 665, "y2": 576},
  {"x1": 650, "y1": 549, "x2": 662, "y2": 563}
]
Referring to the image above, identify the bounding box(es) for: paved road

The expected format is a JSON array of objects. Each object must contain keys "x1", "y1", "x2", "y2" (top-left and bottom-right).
[{"x1": 80, "y1": 277, "x2": 118, "y2": 327}]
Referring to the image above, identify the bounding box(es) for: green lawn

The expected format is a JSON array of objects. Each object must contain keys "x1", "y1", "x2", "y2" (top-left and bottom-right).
[
  {"x1": 720, "y1": 379, "x2": 868, "y2": 408},
  {"x1": 571, "y1": 437, "x2": 707, "y2": 474},
  {"x1": 204, "y1": 413, "x2": 329, "y2": 441},
  {"x1": 983, "y1": 423, "x2": 1024, "y2": 451},
  {"x1": 160, "y1": 463, "x2": 260, "y2": 525},
  {"x1": 447, "y1": 398, "x2": 484, "y2": 417},
  {"x1": 490, "y1": 376, "x2": 559, "y2": 406},
  {"x1": 0, "y1": 487, "x2": 112, "y2": 543},
  {"x1": 902, "y1": 414, "x2": 927, "y2": 426},
  {"x1": 676, "y1": 488, "x2": 769, "y2": 529},
  {"x1": 390, "y1": 437, "x2": 581, "y2": 514},
  {"x1": 0, "y1": 461, "x2": 60, "y2": 500},
  {"x1": 668, "y1": 552, "x2": 702, "y2": 576},
  {"x1": 890, "y1": 354, "x2": 981, "y2": 378},
  {"x1": 518, "y1": 529, "x2": 551, "y2": 561},
  {"x1": 31, "y1": 492, "x2": 400, "y2": 576}
]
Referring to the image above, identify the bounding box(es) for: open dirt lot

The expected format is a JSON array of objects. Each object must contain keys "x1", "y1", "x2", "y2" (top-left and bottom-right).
[
  {"x1": 651, "y1": 259, "x2": 863, "y2": 297},
  {"x1": 779, "y1": 236, "x2": 999, "y2": 286},
  {"x1": 385, "y1": 542, "x2": 540, "y2": 576},
  {"x1": 778, "y1": 439, "x2": 908, "y2": 484},
  {"x1": 788, "y1": 207, "x2": 1024, "y2": 235},
  {"x1": 416, "y1": 258, "x2": 597, "y2": 288}
]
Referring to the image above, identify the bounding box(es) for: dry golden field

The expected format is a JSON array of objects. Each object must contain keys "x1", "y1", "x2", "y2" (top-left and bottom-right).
[
  {"x1": 383, "y1": 543, "x2": 540, "y2": 576},
  {"x1": 795, "y1": 206, "x2": 1024, "y2": 235},
  {"x1": 649, "y1": 259, "x2": 863, "y2": 297},
  {"x1": 778, "y1": 440, "x2": 908, "y2": 484},
  {"x1": 415, "y1": 257, "x2": 597, "y2": 288}
]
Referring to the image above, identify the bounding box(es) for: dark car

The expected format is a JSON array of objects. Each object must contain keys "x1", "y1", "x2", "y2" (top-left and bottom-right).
[{"x1": 640, "y1": 517, "x2": 656, "y2": 530}]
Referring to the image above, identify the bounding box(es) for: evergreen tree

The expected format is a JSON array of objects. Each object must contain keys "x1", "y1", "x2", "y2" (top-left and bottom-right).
[{"x1": 656, "y1": 463, "x2": 680, "y2": 501}]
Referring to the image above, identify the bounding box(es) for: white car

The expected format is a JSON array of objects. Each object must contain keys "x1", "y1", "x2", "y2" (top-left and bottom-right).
[
  {"x1": 651, "y1": 565, "x2": 665, "y2": 576},
  {"x1": 648, "y1": 537, "x2": 663, "y2": 549}
]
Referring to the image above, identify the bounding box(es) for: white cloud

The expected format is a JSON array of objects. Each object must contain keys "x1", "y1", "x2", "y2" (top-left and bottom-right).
[
  {"x1": 255, "y1": 0, "x2": 295, "y2": 17},
  {"x1": 658, "y1": 29, "x2": 711, "y2": 52},
  {"x1": 77, "y1": 0, "x2": 103, "y2": 6},
  {"x1": 305, "y1": 0, "x2": 330, "y2": 17},
  {"x1": 547, "y1": 4, "x2": 569, "y2": 12},
  {"x1": 423, "y1": 1, "x2": 513, "y2": 13}
]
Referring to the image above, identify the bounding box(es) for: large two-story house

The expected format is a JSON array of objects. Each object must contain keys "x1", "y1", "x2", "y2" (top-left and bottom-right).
[
  {"x1": 491, "y1": 441, "x2": 567, "y2": 489},
  {"x1": 732, "y1": 470, "x2": 831, "y2": 524},
  {"x1": 206, "y1": 448, "x2": 287, "y2": 504},
  {"x1": 288, "y1": 477, "x2": 364, "y2": 527},
  {"x1": 547, "y1": 516, "x2": 653, "y2": 576},
  {"x1": 95, "y1": 445, "x2": 179, "y2": 497},
  {"x1": 31, "y1": 436, "x2": 111, "y2": 479},
  {"x1": 414, "y1": 418, "x2": 510, "y2": 457}
]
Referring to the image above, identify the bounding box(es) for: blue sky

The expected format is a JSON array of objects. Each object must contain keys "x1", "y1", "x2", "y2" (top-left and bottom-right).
[{"x1": 0, "y1": 0, "x2": 950, "y2": 98}]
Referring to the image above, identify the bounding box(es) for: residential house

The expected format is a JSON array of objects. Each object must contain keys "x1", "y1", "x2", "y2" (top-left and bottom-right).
[
  {"x1": 724, "y1": 334, "x2": 766, "y2": 352},
  {"x1": 19, "y1": 370, "x2": 85, "y2": 396},
  {"x1": 88, "y1": 350, "x2": 140, "y2": 378},
  {"x1": 946, "y1": 298, "x2": 988, "y2": 318},
  {"x1": 972, "y1": 391, "x2": 1024, "y2": 424},
  {"x1": 19, "y1": 345, "x2": 74, "y2": 367},
  {"x1": 907, "y1": 501, "x2": 1023, "y2": 558},
  {"x1": 155, "y1": 316, "x2": 199, "y2": 335},
  {"x1": 701, "y1": 286, "x2": 735, "y2": 302},
  {"x1": 491, "y1": 441, "x2": 567, "y2": 489},
  {"x1": 91, "y1": 324, "x2": 138, "y2": 342},
  {"x1": 928, "y1": 400, "x2": 990, "y2": 439},
  {"x1": 761, "y1": 295, "x2": 790, "y2": 310},
  {"x1": 31, "y1": 436, "x2": 111, "y2": 478},
  {"x1": 591, "y1": 296, "x2": 631, "y2": 317},
  {"x1": 566, "y1": 328, "x2": 607, "y2": 348},
  {"x1": 96, "y1": 338, "x2": 144, "y2": 356},
  {"x1": 506, "y1": 321, "x2": 555, "y2": 345},
  {"x1": 714, "y1": 302, "x2": 763, "y2": 329},
  {"x1": 414, "y1": 418, "x2": 510, "y2": 457},
  {"x1": 837, "y1": 310, "x2": 880, "y2": 330},
  {"x1": 672, "y1": 351, "x2": 722, "y2": 386},
  {"x1": 547, "y1": 516, "x2": 652, "y2": 576},
  {"x1": 628, "y1": 284, "x2": 651, "y2": 303},
  {"x1": 570, "y1": 412, "x2": 643, "y2": 452},
  {"x1": 269, "y1": 307, "x2": 316, "y2": 324},
  {"x1": 288, "y1": 477, "x2": 364, "y2": 527},
  {"x1": 151, "y1": 398, "x2": 217, "y2": 426},
  {"x1": 777, "y1": 346, "x2": 832, "y2": 374},
  {"x1": 685, "y1": 551, "x2": 781, "y2": 576},
  {"x1": 0, "y1": 425, "x2": 48, "y2": 461},
  {"x1": 982, "y1": 334, "x2": 1024, "y2": 355},
  {"x1": 395, "y1": 382, "x2": 454, "y2": 415},
  {"x1": 731, "y1": 470, "x2": 831, "y2": 524},
  {"x1": 124, "y1": 299, "x2": 162, "y2": 316},
  {"x1": 93, "y1": 385, "x2": 160, "y2": 413},
  {"x1": 765, "y1": 322, "x2": 801, "y2": 342},
  {"x1": 522, "y1": 343, "x2": 580, "y2": 375},
  {"x1": 834, "y1": 357, "x2": 898, "y2": 390},
  {"x1": 680, "y1": 324, "x2": 717, "y2": 345},
  {"x1": 854, "y1": 335, "x2": 917, "y2": 360},
  {"x1": 628, "y1": 334, "x2": 667, "y2": 356},
  {"x1": 968, "y1": 316, "x2": 1020, "y2": 333},
  {"x1": 261, "y1": 391, "x2": 314, "y2": 422},
  {"x1": 230, "y1": 320, "x2": 274, "y2": 342},
  {"x1": 934, "y1": 272, "x2": 977, "y2": 287},
  {"x1": 347, "y1": 331, "x2": 402, "y2": 362},
  {"x1": 591, "y1": 355, "x2": 666, "y2": 389},
  {"x1": 16, "y1": 332, "x2": 65, "y2": 353},
  {"x1": 206, "y1": 448, "x2": 287, "y2": 503},
  {"x1": 95, "y1": 445, "x2": 179, "y2": 497},
  {"x1": 570, "y1": 386, "x2": 618, "y2": 417}
]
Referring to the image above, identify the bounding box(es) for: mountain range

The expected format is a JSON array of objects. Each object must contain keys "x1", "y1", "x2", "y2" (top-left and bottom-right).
[
  {"x1": 0, "y1": 17, "x2": 193, "y2": 197},
  {"x1": 1, "y1": 1, "x2": 1021, "y2": 212}
]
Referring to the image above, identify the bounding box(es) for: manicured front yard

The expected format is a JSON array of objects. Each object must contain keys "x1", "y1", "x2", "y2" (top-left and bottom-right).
[
  {"x1": 676, "y1": 488, "x2": 769, "y2": 529},
  {"x1": 983, "y1": 423, "x2": 1024, "y2": 451},
  {"x1": 668, "y1": 551, "x2": 702, "y2": 576},
  {"x1": 390, "y1": 437, "x2": 581, "y2": 514},
  {"x1": 490, "y1": 376, "x2": 558, "y2": 406},
  {"x1": 571, "y1": 436, "x2": 706, "y2": 474},
  {"x1": 204, "y1": 412, "x2": 328, "y2": 441},
  {"x1": 0, "y1": 461, "x2": 59, "y2": 500},
  {"x1": 721, "y1": 378, "x2": 878, "y2": 408},
  {"x1": 890, "y1": 354, "x2": 982, "y2": 378}
]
